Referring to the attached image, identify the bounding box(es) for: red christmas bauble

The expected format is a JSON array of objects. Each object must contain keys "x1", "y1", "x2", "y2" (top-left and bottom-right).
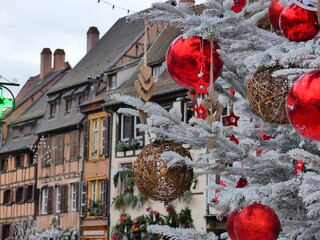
[
  {"x1": 236, "y1": 177, "x2": 248, "y2": 188},
  {"x1": 268, "y1": 0, "x2": 285, "y2": 30},
  {"x1": 279, "y1": 3, "x2": 319, "y2": 42},
  {"x1": 286, "y1": 70, "x2": 320, "y2": 141},
  {"x1": 234, "y1": 203, "x2": 281, "y2": 240},
  {"x1": 226, "y1": 210, "x2": 239, "y2": 240},
  {"x1": 231, "y1": 0, "x2": 246, "y2": 13},
  {"x1": 166, "y1": 35, "x2": 223, "y2": 89}
]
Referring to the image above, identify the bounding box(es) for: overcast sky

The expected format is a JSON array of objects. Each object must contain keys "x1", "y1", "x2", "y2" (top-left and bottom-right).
[{"x1": 0, "y1": 0, "x2": 205, "y2": 97}]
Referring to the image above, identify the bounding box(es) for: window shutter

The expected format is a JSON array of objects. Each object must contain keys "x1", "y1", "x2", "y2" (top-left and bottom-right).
[
  {"x1": 103, "y1": 178, "x2": 108, "y2": 217},
  {"x1": 61, "y1": 185, "x2": 68, "y2": 213},
  {"x1": 80, "y1": 181, "x2": 87, "y2": 217},
  {"x1": 83, "y1": 120, "x2": 90, "y2": 160},
  {"x1": 47, "y1": 187, "x2": 53, "y2": 214},
  {"x1": 15, "y1": 188, "x2": 18, "y2": 203},
  {"x1": 0, "y1": 224, "x2": 2, "y2": 240},
  {"x1": 70, "y1": 130, "x2": 79, "y2": 161},
  {"x1": 103, "y1": 116, "x2": 110, "y2": 157},
  {"x1": 10, "y1": 189, "x2": 14, "y2": 204},
  {"x1": 4, "y1": 158, "x2": 8, "y2": 171},
  {"x1": 75, "y1": 182, "x2": 80, "y2": 211},
  {"x1": 56, "y1": 135, "x2": 64, "y2": 164}
]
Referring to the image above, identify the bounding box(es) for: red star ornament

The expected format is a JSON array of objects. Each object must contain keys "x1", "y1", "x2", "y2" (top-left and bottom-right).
[
  {"x1": 230, "y1": 135, "x2": 240, "y2": 145},
  {"x1": 224, "y1": 111, "x2": 240, "y2": 127},
  {"x1": 229, "y1": 88, "x2": 235, "y2": 95},
  {"x1": 258, "y1": 133, "x2": 276, "y2": 141},
  {"x1": 195, "y1": 104, "x2": 207, "y2": 120},
  {"x1": 193, "y1": 78, "x2": 210, "y2": 95}
]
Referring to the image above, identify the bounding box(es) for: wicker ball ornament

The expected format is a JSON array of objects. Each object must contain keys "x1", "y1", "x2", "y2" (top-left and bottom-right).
[
  {"x1": 133, "y1": 141, "x2": 193, "y2": 202},
  {"x1": 247, "y1": 67, "x2": 290, "y2": 124}
]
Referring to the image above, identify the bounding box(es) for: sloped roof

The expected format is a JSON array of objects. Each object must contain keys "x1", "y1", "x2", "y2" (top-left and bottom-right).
[
  {"x1": 15, "y1": 64, "x2": 70, "y2": 108},
  {"x1": 0, "y1": 91, "x2": 49, "y2": 154},
  {"x1": 103, "y1": 26, "x2": 186, "y2": 107},
  {"x1": 47, "y1": 17, "x2": 145, "y2": 94}
]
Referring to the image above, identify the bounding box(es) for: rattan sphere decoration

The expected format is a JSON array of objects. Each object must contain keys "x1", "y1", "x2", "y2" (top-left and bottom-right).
[
  {"x1": 247, "y1": 66, "x2": 290, "y2": 124},
  {"x1": 133, "y1": 141, "x2": 193, "y2": 202}
]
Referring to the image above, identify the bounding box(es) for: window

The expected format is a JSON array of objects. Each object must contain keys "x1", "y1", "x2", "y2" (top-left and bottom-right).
[
  {"x1": 42, "y1": 188, "x2": 48, "y2": 214},
  {"x1": 26, "y1": 185, "x2": 34, "y2": 202},
  {"x1": 183, "y1": 101, "x2": 194, "y2": 123},
  {"x1": 16, "y1": 187, "x2": 24, "y2": 203},
  {"x1": 70, "y1": 183, "x2": 78, "y2": 211},
  {"x1": 0, "y1": 158, "x2": 7, "y2": 171},
  {"x1": 152, "y1": 65, "x2": 161, "y2": 78},
  {"x1": 88, "y1": 115, "x2": 109, "y2": 159},
  {"x1": 65, "y1": 98, "x2": 72, "y2": 112},
  {"x1": 13, "y1": 128, "x2": 20, "y2": 138},
  {"x1": 49, "y1": 102, "x2": 57, "y2": 117},
  {"x1": 92, "y1": 120, "x2": 99, "y2": 158},
  {"x1": 221, "y1": 105, "x2": 232, "y2": 126},
  {"x1": 56, "y1": 186, "x2": 61, "y2": 213},
  {"x1": 24, "y1": 125, "x2": 32, "y2": 135},
  {"x1": 28, "y1": 152, "x2": 34, "y2": 166},
  {"x1": 119, "y1": 163, "x2": 134, "y2": 194},
  {"x1": 3, "y1": 189, "x2": 11, "y2": 205},
  {"x1": 88, "y1": 179, "x2": 107, "y2": 217},
  {"x1": 78, "y1": 95, "x2": 84, "y2": 105},
  {"x1": 120, "y1": 115, "x2": 143, "y2": 142},
  {"x1": 2, "y1": 224, "x2": 11, "y2": 240},
  {"x1": 15, "y1": 155, "x2": 22, "y2": 169},
  {"x1": 91, "y1": 181, "x2": 97, "y2": 201},
  {"x1": 107, "y1": 74, "x2": 117, "y2": 91}
]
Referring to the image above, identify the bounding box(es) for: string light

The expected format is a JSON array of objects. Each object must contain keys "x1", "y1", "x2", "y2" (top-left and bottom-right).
[{"x1": 98, "y1": 0, "x2": 137, "y2": 14}]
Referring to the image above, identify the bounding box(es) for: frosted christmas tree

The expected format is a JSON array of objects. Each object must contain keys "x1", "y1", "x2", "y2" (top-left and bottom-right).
[{"x1": 113, "y1": 0, "x2": 320, "y2": 239}]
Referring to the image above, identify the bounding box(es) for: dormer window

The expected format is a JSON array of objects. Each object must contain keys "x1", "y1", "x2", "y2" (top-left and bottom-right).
[
  {"x1": 65, "y1": 98, "x2": 72, "y2": 112},
  {"x1": 107, "y1": 74, "x2": 117, "y2": 91},
  {"x1": 13, "y1": 128, "x2": 20, "y2": 138},
  {"x1": 50, "y1": 102, "x2": 57, "y2": 117}
]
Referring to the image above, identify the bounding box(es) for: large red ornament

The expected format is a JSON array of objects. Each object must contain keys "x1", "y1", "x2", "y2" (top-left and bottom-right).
[
  {"x1": 234, "y1": 202, "x2": 281, "y2": 240},
  {"x1": 226, "y1": 210, "x2": 239, "y2": 240},
  {"x1": 231, "y1": 0, "x2": 246, "y2": 13},
  {"x1": 268, "y1": 0, "x2": 285, "y2": 30},
  {"x1": 286, "y1": 70, "x2": 320, "y2": 141},
  {"x1": 166, "y1": 35, "x2": 223, "y2": 89},
  {"x1": 279, "y1": 3, "x2": 319, "y2": 42}
]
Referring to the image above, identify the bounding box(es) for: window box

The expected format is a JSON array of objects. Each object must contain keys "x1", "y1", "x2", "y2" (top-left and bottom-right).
[{"x1": 116, "y1": 140, "x2": 141, "y2": 152}]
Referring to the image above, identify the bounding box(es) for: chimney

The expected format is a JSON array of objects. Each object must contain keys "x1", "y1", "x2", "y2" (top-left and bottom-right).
[
  {"x1": 180, "y1": 0, "x2": 195, "y2": 7},
  {"x1": 54, "y1": 49, "x2": 66, "y2": 70},
  {"x1": 40, "y1": 48, "x2": 52, "y2": 80},
  {"x1": 87, "y1": 26, "x2": 100, "y2": 53}
]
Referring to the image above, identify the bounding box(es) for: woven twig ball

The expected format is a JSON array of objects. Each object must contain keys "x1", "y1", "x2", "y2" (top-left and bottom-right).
[
  {"x1": 247, "y1": 66, "x2": 290, "y2": 124},
  {"x1": 133, "y1": 141, "x2": 193, "y2": 202}
]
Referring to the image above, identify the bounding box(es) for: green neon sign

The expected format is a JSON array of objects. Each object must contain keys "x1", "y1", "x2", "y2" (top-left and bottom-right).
[{"x1": 0, "y1": 88, "x2": 13, "y2": 118}]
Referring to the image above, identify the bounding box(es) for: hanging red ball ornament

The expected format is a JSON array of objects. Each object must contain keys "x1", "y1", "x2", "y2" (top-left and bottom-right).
[
  {"x1": 268, "y1": 0, "x2": 285, "y2": 30},
  {"x1": 166, "y1": 35, "x2": 223, "y2": 89},
  {"x1": 286, "y1": 70, "x2": 320, "y2": 141},
  {"x1": 226, "y1": 210, "x2": 239, "y2": 240},
  {"x1": 234, "y1": 202, "x2": 281, "y2": 240},
  {"x1": 279, "y1": 3, "x2": 319, "y2": 42},
  {"x1": 236, "y1": 177, "x2": 248, "y2": 188},
  {"x1": 231, "y1": 0, "x2": 246, "y2": 13}
]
